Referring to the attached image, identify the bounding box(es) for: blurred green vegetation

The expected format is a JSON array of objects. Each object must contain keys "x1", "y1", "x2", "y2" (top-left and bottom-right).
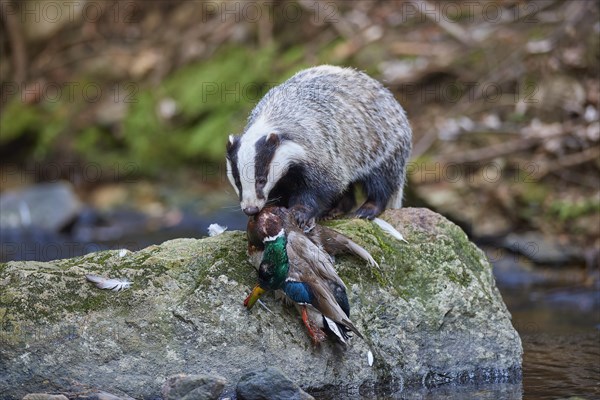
[{"x1": 2, "y1": 45, "x2": 313, "y2": 174}]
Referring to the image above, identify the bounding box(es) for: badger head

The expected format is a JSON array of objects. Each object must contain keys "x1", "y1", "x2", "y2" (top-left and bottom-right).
[{"x1": 226, "y1": 127, "x2": 306, "y2": 216}]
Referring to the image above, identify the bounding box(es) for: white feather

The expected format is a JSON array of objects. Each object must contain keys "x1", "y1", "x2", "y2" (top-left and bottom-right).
[
  {"x1": 18, "y1": 201, "x2": 32, "y2": 226},
  {"x1": 86, "y1": 274, "x2": 132, "y2": 291},
  {"x1": 264, "y1": 228, "x2": 285, "y2": 242},
  {"x1": 368, "y1": 350, "x2": 374, "y2": 366},
  {"x1": 373, "y1": 218, "x2": 407, "y2": 243},
  {"x1": 324, "y1": 316, "x2": 346, "y2": 344},
  {"x1": 257, "y1": 299, "x2": 274, "y2": 314},
  {"x1": 208, "y1": 223, "x2": 228, "y2": 237}
]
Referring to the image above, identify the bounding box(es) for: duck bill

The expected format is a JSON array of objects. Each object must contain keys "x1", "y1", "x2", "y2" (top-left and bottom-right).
[{"x1": 244, "y1": 285, "x2": 266, "y2": 309}]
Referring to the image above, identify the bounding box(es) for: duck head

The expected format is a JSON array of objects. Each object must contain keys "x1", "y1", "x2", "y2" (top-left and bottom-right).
[
  {"x1": 247, "y1": 206, "x2": 288, "y2": 254},
  {"x1": 244, "y1": 229, "x2": 288, "y2": 309}
]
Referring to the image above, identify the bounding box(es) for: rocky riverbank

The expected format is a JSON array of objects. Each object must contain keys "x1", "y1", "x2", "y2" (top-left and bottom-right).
[{"x1": 0, "y1": 208, "x2": 522, "y2": 398}]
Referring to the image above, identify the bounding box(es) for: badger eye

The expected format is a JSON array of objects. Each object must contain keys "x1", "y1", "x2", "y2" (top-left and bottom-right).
[{"x1": 256, "y1": 177, "x2": 267, "y2": 186}]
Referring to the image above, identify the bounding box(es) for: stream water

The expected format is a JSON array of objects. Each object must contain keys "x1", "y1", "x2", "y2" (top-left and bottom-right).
[
  {"x1": 316, "y1": 269, "x2": 599, "y2": 400},
  {"x1": 314, "y1": 290, "x2": 599, "y2": 399},
  {"x1": 498, "y1": 285, "x2": 599, "y2": 400}
]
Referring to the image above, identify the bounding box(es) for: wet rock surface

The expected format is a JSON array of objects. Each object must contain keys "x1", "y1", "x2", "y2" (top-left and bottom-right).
[
  {"x1": 500, "y1": 231, "x2": 584, "y2": 266},
  {"x1": 0, "y1": 181, "x2": 81, "y2": 232},
  {"x1": 161, "y1": 373, "x2": 226, "y2": 400},
  {"x1": 22, "y1": 395, "x2": 69, "y2": 400},
  {"x1": 236, "y1": 367, "x2": 314, "y2": 400},
  {"x1": 0, "y1": 208, "x2": 522, "y2": 398}
]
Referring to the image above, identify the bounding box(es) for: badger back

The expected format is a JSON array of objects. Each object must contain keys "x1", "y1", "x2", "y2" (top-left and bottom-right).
[
  {"x1": 251, "y1": 66, "x2": 411, "y2": 174},
  {"x1": 226, "y1": 65, "x2": 412, "y2": 214}
]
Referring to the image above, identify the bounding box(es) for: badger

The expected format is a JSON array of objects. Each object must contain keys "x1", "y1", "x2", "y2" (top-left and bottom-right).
[{"x1": 226, "y1": 65, "x2": 412, "y2": 226}]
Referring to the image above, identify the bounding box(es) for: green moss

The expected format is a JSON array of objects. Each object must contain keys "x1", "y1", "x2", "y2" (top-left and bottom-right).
[
  {"x1": 2, "y1": 44, "x2": 323, "y2": 175},
  {"x1": 324, "y1": 216, "x2": 482, "y2": 307},
  {"x1": 446, "y1": 268, "x2": 472, "y2": 286},
  {"x1": 327, "y1": 215, "x2": 489, "y2": 321},
  {"x1": 0, "y1": 247, "x2": 172, "y2": 326},
  {"x1": 62, "y1": 290, "x2": 113, "y2": 314}
]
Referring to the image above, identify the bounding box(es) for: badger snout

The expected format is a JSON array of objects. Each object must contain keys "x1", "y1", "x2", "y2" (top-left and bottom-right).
[
  {"x1": 243, "y1": 206, "x2": 260, "y2": 216},
  {"x1": 241, "y1": 196, "x2": 266, "y2": 216}
]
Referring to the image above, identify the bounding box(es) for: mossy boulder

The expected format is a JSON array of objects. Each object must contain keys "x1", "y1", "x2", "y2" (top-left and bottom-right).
[{"x1": 0, "y1": 208, "x2": 522, "y2": 398}]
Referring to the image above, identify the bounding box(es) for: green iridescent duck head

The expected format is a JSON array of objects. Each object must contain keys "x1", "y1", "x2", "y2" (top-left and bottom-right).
[{"x1": 244, "y1": 229, "x2": 288, "y2": 309}]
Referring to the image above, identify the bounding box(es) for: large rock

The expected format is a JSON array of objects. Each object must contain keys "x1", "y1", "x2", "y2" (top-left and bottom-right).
[
  {"x1": 236, "y1": 367, "x2": 314, "y2": 400},
  {"x1": 161, "y1": 373, "x2": 225, "y2": 400},
  {"x1": 0, "y1": 208, "x2": 522, "y2": 398}
]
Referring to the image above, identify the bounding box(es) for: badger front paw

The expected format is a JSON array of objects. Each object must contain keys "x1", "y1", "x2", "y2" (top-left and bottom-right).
[{"x1": 291, "y1": 205, "x2": 316, "y2": 231}]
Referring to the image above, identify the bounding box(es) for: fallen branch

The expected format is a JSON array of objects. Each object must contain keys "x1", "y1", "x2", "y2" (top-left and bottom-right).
[
  {"x1": 0, "y1": 0, "x2": 27, "y2": 85},
  {"x1": 437, "y1": 135, "x2": 538, "y2": 164},
  {"x1": 437, "y1": 128, "x2": 572, "y2": 165},
  {"x1": 408, "y1": 0, "x2": 475, "y2": 46},
  {"x1": 536, "y1": 146, "x2": 600, "y2": 179}
]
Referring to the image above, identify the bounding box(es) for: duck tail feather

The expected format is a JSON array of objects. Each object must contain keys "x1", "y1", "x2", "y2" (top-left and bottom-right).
[{"x1": 323, "y1": 316, "x2": 347, "y2": 344}]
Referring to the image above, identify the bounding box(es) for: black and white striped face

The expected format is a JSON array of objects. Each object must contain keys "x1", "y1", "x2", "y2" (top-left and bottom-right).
[{"x1": 225, "y1": 117, "x2": 306, "y2": 215}]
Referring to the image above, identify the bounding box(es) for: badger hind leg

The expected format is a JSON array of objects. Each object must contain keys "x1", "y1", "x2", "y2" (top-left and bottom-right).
[
  {"x1": 322, "y1": 186, "x2": 356, "y2": 220},
  {"x1": 355, "y1": 168, "x2": 397, "y2": 220},
  {"x1": 387, "y1": 186, "x2": 404, "y2": 209}
]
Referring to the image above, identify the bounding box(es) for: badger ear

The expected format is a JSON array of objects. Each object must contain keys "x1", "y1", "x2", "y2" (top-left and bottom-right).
[
  {"x1": 266, "y1": 133, "x2": 280, "y2": 147},
  {"x1": 226, "y1": 135, "x2": 238, "y2": 152}
]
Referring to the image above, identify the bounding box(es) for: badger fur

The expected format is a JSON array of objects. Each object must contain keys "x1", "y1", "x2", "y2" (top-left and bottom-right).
[{"x1": 226, "y1": 65, "x2": 412, "y2": 225}]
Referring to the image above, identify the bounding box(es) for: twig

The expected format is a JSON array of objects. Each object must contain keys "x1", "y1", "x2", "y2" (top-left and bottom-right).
[
  {"x1": 536, "y1": 146, "x2": 600, "y2": 179},
  {"x1": 257, "y1": 1, "x2": 274, "y2": 48},
  {"x1": 411, "y1": 129, "x2": 438, "y2": 159},
  {"x1": 437, "y1": 135, "x2": 538, "y2": 164},
  {"x1": 437, "y1": 129, "x2": 571, "y2": 165},
  {"x1": 408, "y1": 0, "x2": 475, "y2": 46},
  {"x1": 389, "y1": 41, "x2": 458, "y2": 57},
  {"x1": 0, "y1": 0, "x2": 27, "y2": 84}
]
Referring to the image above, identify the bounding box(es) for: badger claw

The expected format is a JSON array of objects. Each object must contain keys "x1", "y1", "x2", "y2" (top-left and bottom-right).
[
  {"x1": 291, "y1": 205, "x2": 315, "y2": 230},
  {"x1": 322, "y1": 207, "x2": 347, "y2": 220},
  {"x1": 355, "y1": 201, "x2": 383, "y2": 220}
]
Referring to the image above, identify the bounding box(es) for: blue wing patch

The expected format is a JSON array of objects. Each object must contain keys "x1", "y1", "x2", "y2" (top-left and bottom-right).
[{"x1": 283, "y1": 281, "x2": 313, "y2": 304}]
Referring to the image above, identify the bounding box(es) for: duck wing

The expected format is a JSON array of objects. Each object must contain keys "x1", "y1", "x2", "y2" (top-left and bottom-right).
[
  {"x1": 285, "y1": 232, "x2": 363, "y2": 339},
  {"x1": 306, "y1": 277, "x2": 363, "y2": 340},
  {"x1": 311, "y1": 226, "x2": 379, "y2": 269},
  {"x1": 286, "y1": 230, "x2": 347, "y2": 291}
]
